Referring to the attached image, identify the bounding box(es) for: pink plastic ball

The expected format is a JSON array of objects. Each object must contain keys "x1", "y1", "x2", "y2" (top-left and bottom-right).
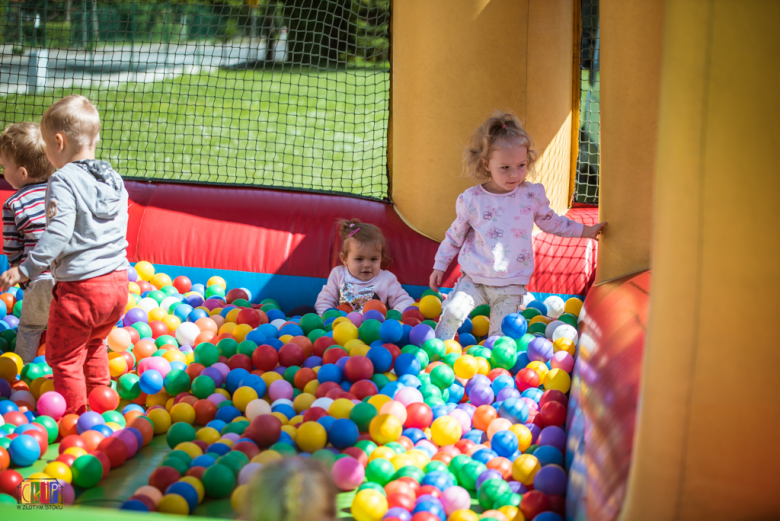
[
  {"x1": 144, "y1": 357, "x2": 171, "y2": 377},
  {"x1": 347, "y1": 312, "x2": 364, "y2": 326},
  {"x1": 268, "y1": 380, "x2": 294, "y2": 402},
  {"x1": 36, "y1": 391, "x2": 66, "y2": 421},
  {"x1": 487, "y1": 418, "x2": 513, "y2": 439},
  {"x1": 521, "y1": 397, "x2": 539, "y2": 414},
  {"x1": 551, "y1": 351, "x2": 574, "y2": 373},
  {"x1": 208, "y1": 394, "x2": 228, "y2": 406},
  {"x1": 331, "y1": 456, "x2": 365, "y2": 491},
  {"x1": 60, "y1": 482, "x2": 75, "y2": 505},
  {"x1": 379, "y1": 401, "x2": 408, "y2": 424},
  {"x1": 448, "y1": 409, "x2": 472, "y2": 434},
  {"x1": 238, "y1": 463, "x2": 263, "y2": 485},
  {"x1": 211, "y1": 363, "x2": 230, "y2": 379},
  {"x1": 394, "y1": 387, "x2": 424, "y2": 407},
  {"x1": 440, "y1": 486, "x2": 471, "y2": 515}
]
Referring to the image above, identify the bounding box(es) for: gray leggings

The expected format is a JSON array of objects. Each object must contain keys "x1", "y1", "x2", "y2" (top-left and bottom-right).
[
  {"x1": 435, "y1": 273, "x2": 526, "y2": 340},
  {"x1": 16, "y1": 277, "x2": 55, "y2": 364}
]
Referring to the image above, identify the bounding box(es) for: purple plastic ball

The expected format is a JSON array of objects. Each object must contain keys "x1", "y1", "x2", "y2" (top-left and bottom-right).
[
  {"x1": 476, "y1": 469, "x2": 503, "y2": 490},
  {"x1": 533, "y1": 464, "x2": 568, "y2": 496},
  {"x1": 303, "y1": 357, "x2": 322, "y2": 368},
  {"x1": 0, "y1": 378, "x2": 11, "y2": 398},
  {"x1": 455, "y1": 403, "x2": 477, "y2": 418},
  {"x1": 127, "y1": 267, "x2": 138, "y2": 282},
  {"x1": 538, "y1": 425, "x2": 567, "y2": 453},
  {"x1": 409, "y1": 324, "x2": 435, "y2": 347},
  {"x1": 200, "y1": 367, "x2": 224, "y2": 388},
  {"x1": 465, "y1": 374, "x2": 491, "y2": 394},
  {"x1": 508, "y1": 481, "x2": 528, "y2": 494},
  {"x1": 483, "y1": 336, "x2": 501, "y2": 350},
  {"x1": 76, "y1": 411, "x2": 105, "y2": 434},
  {"x1": 527, "y1": 337, "x2": 554, "y2": 363},
  {"x1": 384, "y1": 507, "x2": 412, "y2": 521},
  {"x1": 468, "y1": 383, "x2": 494, "y2": 407},
  {"x1": 124, "y1": 307, "x2": 148, "y2": 327},
  {"x1": 363, "y1": 310, "x2": 386, "y2": 323},
  {"x1": 497, "y1": 388, "x2": 521, "y2": 402},
  {"x1": 525, "y1": 423, "x2": 542, "y2": 444},
  {"x1": 3, "y1": 315, "x2": 19, "y2": 329}
]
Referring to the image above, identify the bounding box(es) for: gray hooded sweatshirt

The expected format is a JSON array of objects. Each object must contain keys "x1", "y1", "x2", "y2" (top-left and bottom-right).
[{"x1": 20, "y1": 160, "x2": 129, "y2": 282}]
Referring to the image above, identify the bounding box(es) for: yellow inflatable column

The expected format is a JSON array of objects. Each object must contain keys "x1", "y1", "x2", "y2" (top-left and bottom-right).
[
  {"x1": 596, "y1": 1, "x2": 663, "y2": 282},
  {"x1": 620, "y1": 2, "x2": 780, "y2": 520},
  {"x1": 391, "y1": 0, "x2": 575, "y2": 241}
]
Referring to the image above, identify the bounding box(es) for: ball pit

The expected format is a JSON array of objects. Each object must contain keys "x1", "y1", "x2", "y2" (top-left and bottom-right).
[{"x1": 0, "y1": 264, "x2": 582, "y2": 521}]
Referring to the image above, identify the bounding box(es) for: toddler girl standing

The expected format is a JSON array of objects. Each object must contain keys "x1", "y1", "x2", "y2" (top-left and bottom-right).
[{"x1": 430, "y1": 112, "x2": 605, "y2": 339}]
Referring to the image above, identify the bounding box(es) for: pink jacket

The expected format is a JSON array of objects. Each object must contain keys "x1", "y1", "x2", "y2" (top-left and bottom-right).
[
  {"x1": 315, "y1": 266, "x2": 415, "y2": 315},
  {"x1": 433, "y1": 182, "x2": 584, "y2": 286}
]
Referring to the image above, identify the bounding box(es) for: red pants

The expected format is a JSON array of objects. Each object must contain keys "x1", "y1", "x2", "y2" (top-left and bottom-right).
[{"x1": 47, "y1": 270, "x2": 128, "y2": 415}]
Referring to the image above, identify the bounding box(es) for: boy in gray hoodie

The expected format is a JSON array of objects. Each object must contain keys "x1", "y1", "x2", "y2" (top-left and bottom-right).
[{"x1": 0, "y1": 95, "x2": 130, "y2": 415}]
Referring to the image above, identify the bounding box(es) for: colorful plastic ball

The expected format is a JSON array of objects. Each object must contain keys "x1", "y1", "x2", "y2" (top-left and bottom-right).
[
  {"x1": 501, "y1": 313, "x2": 528, "y2": 339},
  {"x1": 202, "y1": 463, "x2": 236, "y2": 498},
  {"x1": 394, "y1": 353, "x2": 421, "y2": 376},
  {"x1": 527, "y1": 337, "x2": 554, "y2": 363},
  {"x1": 71, "y1": 454, "x2": 104, "y2": 488},
  {"x1": 157, "y1": 493, "x2": 189, "y2": 515},
  {"x1": 409, "y1": 324, "x2": 435, "y2": 347},
  {"x1": 328, "y1": 418, "x2": 359, "y2": 450},
  {"x1": 139, "y1": 369, "x2": 164, "y2": 395},
  {"x1": 543, "y1": 368, "x2": 571, "y2": 393},
  {"x1": 166, "y1": 481, "x2": 199, "y2": 513},
  {"x1": 331, "y1": 455, "x2": 365, "y2": 491},
  {"x1": 345, "y1": 356, "x2": 375, "y2": 382},
  {"x1": 8, "y1": 434, "x2": 40, "y2": 466},
  {"x1": 369, "y1": 414, "x2": 402, "y2": 445},
  {"x1": 405, "y1": 403, "x2": 433, "y2": 429},
  {"x1": 511, "y1": 454, "x2": 541, "y2": 486},
  {"x1": 430, "y1": 416, "x2": 462, "y2": 447},
  {"x1": 147, "y1": 408, "x2": 172, "y2": 435},
  {"x1": 88, "y1": 385, "x2": 120, "y2": 414},
  {"x1": 36, "y1": 391, "x2": 66, "y2": 420},
  {"x1": 352, "y1": 488, "x2": 389, "y2": 521},
  {"x1": 76, "y1": 411, "x2": 105, "y2": 434}
]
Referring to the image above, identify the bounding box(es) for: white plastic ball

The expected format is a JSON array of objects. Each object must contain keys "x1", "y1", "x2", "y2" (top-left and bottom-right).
[
  {"x1": 543, "y1": 296, "x2": 565, "y2": 319},
  {"x1": 270, "y1": 319, "x2": 286, "y2": 329},
  {"x1": 552, "y1": 324, "x2": 579, "y2": 345},
  {"x1": 160, "y1": 296, "x2": 182, "y2": 313},
  {"x1": 271, "y1": 398, "x2": 294, "y2": 409},
  {"x1": 521, "y1": 293, "x2": 536, "y2": 308},
  {"x1": 10, "y1": 390, "x2": 36, "y2": 407},
  {"x1": 175, "y1": 322, "x2": 201, "y2": 347},
  {"x1": 138, "y1": 297, "x2": 160, "y2": 314},
  {"x1": 311, "y1": 397, "x2": 334, "y2": 411},
  {"x1": 245, "y1": 399, "x2": 272, "y2": 420},
  {"x1": 545, "y1": 320, "x2": 564, "y2": 340}
]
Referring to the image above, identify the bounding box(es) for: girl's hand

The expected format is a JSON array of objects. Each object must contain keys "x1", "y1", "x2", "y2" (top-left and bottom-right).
[
  {"x1": 0, "y1": 266, "x2": 25, "y2": 292},
  {"x1": 582, "y1": 222, "x2": 607, "y2": 240},
  {"x1": 429, "y1": 270, "x2": 444, "y2": 292}
]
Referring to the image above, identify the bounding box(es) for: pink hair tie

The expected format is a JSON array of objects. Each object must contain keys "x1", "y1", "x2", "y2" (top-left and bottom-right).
[
  {"x1": 348, "y1": 227, "x2": 360, "y2": 237},
  {"x1": 502, "y1": 124, "x2": 507, "y2": 129}
]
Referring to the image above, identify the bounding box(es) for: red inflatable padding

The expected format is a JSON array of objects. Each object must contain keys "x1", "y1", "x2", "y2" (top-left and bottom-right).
[{"x1": 0, "y1": 178, "x2": 597, "y2": 294}]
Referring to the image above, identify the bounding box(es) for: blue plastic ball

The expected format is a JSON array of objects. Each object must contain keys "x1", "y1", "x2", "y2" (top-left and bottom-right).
[
  {"x1": 90, "y1": 424, "x2": 113, "y2": 438},
  {"x1": 394, "y1": 353, "x2": 421, "y2": 376},
  {"x1": 225, "y1": 368, "x2": 250, "y2": 393},
  {"x1": 379, "y1": 319, "x2": 404, "y2": 344},
  {"x1": 420, "y1": 471, "x2": 454, "y2": 491},
  {"x1": 491, "y1": 430, "x2": 520, "y2": 458},
  {"x1": 279, "y1": 324, "x2": 304, "y2": 337},
  {"x1": 526, "y1": 300, "x2": 548, "y2": 316},
  {"x1": 244, "y1": 329, "x2": 267, "y2": 345},
  {"x1": 328, "y1": 419, "x2": 359, "y2": 450},
  {"x1": 191, "y1": 454, "x2": 216, "y2": 468},
  {"x1": 215, "y1": 405, "x2": 241, "y2": 423},
  {"x1": 367, "y1": 347, "x2": 393, "y2": 373},
  {"x1": 317, "y1": 364, "x2": 343, "y2": 384},
  {"x1": 174, "y1": 304, "x2": 194, "y2": 321},
  {"x1": 166, "y1": 481, "x2": 199, "y2": 512},
  {"x1": 139, "y1": 369, "x2": 164, "y2": 395},
  {"x1": 458, "y1": 333, "x2": 477, "y2": 348},
  {"x1": 402, "y1": 428, "x2": 426, "y2": 444},
  {"x1": 266, "y1": 309, "x2": 286, "y2": 322},
  {"x1": 9, "y1": 433, "x2": 40, "y2": 466},
  {"x1": 187, "y1": 308, "x2": 208, "y2": 322},
  {"x1": 501, "y1": 313, "x2": 528, "y2": 339},
  {"x1": 258, "y1": 323, "x2": 279, "y2": 339},
  {"x1": 499, "y1": 397, "x2": 530, "y2": 424},
  {"x1": 472, "y1": 448, "x2": 498, "y2": 464}
]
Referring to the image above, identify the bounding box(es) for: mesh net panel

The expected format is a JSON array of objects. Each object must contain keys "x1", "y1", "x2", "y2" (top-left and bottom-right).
[
  {"x1": 574, "y1": 0, "x2": 599, "y2": 204},
  {"x1": 0, "y1": 0, "x2": 390, "y2": 199}
]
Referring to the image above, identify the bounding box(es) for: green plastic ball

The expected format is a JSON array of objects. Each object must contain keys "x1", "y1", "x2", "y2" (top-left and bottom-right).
[
  {"x1": 470, "y1": 304, "x2": 491, "y2": 318},
  {"x1": 448, "y1": 454, "x2": 473, "y2": 478},
  {"x1": 237, "y1": 340, "x2": 257, "y2": 357},
  {"x1": 268, "y1": 442, "x2": 296, "y2": 456},
  {"x1": 205, "y1": 285, "x2": 226, "y2": 299},
  {"x1": 0, "y1": 438, "x2": 9, "y2": 450},
  {"x1": 12, "y1": 300, "x2": 22, "y2": 318},
  {"x1": 202, "y1": 463, "x2": 236, "y2": 498},
  {"x1": 559, "y1": 313, "x2": 578, "y2": 327},
  {"x1": 156, "y1": 335, "x2": 178, "y2": 348},
  {"x1": 358, "y1": 482, "x2": 386, "y2": 495},
  {"x1": 386, "y1": 310, "x2": 402, "y2": 321},
  {"x1": 161, "y1": 285, "x2": 179, "y2": 297},
  {"x1": 490, "y1": 338, "x2": 518, "y2": 370},
  {"x1": 527, "y1": 322, "x2": 547, "y2": 336},
  {"x1": 216, "y1": 453, "x2": 245, "y2": 476},
  {"x1": 307, "y1": 329, "x2": 327, "y2": 343},
  {"x1": 117, "y1": 373, "x2": 141, "y2": 400},
  {"x1": 167, "y1": 450, "x2": 193, "y2": 465},
  {"x1": 516, "y1": 334, "x2": 535, "y2": 352},
  {"x1": 422, "y1": 338, "x2": 446, "y2": 362},
  {"x1": 521, "y1": 308, "x2": 541, "y2": 320},
  {"x1": 366, "y1": 458, "x2": 396, "y2": 486},
  {"x1": 478, "y1": 478, "x2": 511, "y2": 510},
  {"x1": 161, "y1": 456, "x2": 190, "y2": 475},
  {"x1": 442, "y1": 353, "x2": 460, "y2": 368},
  {"x1": 191, "y1": 375, "x2": 216, "y2": 399},
  {"x1": 458, "y1": 460, "x2": 488, "y2": 490},
  {"x1": 147, "y1": 290, "x2": 166, "y2": 304},
  {"x1": 216, "y1": 338, "x2": 238, "y2": 358},
  {"x1": 33, "y1": 415, "x2": 58, "y2": 443},
  {"x1": 167, "y1": 422, "x2": 197, "y2": 448},
  {"x1": 102, "y1": 410, "x2": 126, "y2": 427},
  {"x1": 392, "y1": 465, "x2": 425, "y2": 482},
  {"x1": 358, "y1": 319, "x2": 382, "y2": 344},
  {"x1": 384, "y1": 442, "x2": 405, "y2": 454},
  {"x1": 0, "y1": 338, "x2": 9, "y2": 353},
  {"x1": 19, "y1": 363, "x2": 45, "y2": 384},
  {"x1": 71, "y1": 454, "x2": 104, "y2": 488},
  {"x1": 430, "y1": 364, "x2": 455, "y2": 389},
  {"x1": 355, "y1": 439, "x2": 377, "y2": 456},
  {"x1": 322, "y1": 309, "x2": 343, "y2": 321},
  {"x1": 194, "y1": 343, "x2": 220, "y2": 367},
  {"x1": 232, "y1": 299, "x2": 252, "y2": 308},
  {"x1": 300, "y1": 313, "x2": 324, "y2": 335},
  {"x1": 421, "y1": 289, "x2": 442, "y2": 300},
  {"x1": 311, "y1": 449, "x2": 337, "y2": 467},
  {"x1": 349, "y1": 402, "x2": 378, "y2": 432},
  {"x1": 222, "y1": 421, "x2": 248, "y2": 436},
  {"x1": 370, "y1": 373, "x2": 390, "y2": 390},
  {"x1": 164, "y1": 369, "x2": 192, "y2": 396},
  {"x1": 132, "y1": 322, "x2": 153, "y2": 339},
  {"x1": 0, "y1": 494, "x2": 16, "y2": 504},
  {"x1": 283, "y1": 366, "x2": 299, "y2": 384}
]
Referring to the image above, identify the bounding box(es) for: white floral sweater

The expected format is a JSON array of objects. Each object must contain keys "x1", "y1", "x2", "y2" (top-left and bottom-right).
[{"x1": 433, "y1": 182, "x2": 584, "y2": 286}]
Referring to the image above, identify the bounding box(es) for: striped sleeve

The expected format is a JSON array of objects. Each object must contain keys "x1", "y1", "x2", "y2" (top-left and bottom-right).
[{"x1": 2, "y1": 200, "x2": 24, "y2": 265}]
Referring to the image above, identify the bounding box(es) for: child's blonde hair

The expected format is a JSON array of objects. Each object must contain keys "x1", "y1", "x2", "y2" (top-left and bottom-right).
[
  {"x1": 40, "y1": 95, "x2": 100, "y2": 150},
  {"x1": 464, "y1": 111, "x2": 537, "y2": 182},
  {"x1": 248, "y1": 457, "x2": 337, "y2": 521},
  {"x1": 337, "y1": 218, "x2": 391, "y2": 268},
  {"x1": 0, "y1": 122, "x2": 55, "y2": 181}
]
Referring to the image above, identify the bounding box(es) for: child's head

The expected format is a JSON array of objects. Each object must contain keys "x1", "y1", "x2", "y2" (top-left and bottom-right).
[
  {"x1": 40, "y1": 95, "x2": 100, "y2": 169},
  {"x1": 464, "y1": 112, "x2": 537, "y2": 192},
  {"x1": 248, "y1": 457, "x2": 337, "y2": 521},
  {"x1": 0, "y1": 122, "x2": 55, "y2": 190},
  {"x1": 338, "y1": 218, "x2": 391, "y2": 282}
]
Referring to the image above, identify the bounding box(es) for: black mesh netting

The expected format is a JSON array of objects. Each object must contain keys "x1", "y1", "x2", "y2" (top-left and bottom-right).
[
  {"x1": 574, "y1": 0, "x2": 599, "y2": 204},
  {"x1": 0, "y1": 0, "x2": 390, "y2": 199}
]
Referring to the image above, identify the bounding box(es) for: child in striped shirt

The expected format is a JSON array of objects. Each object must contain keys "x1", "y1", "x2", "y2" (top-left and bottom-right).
[{"x1": 0, "y1": 122, "x2": 55, "y2": 363}]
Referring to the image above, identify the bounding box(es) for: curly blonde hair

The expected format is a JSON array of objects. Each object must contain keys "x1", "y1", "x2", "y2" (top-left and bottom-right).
[
  {"x1": 337, "y1": 218, "x2": 392, "y2": 268},
  {"x1": 463, "y1": 111, "x2": 537, "y2": 182},
  {"x1": 0, "y1": 122, "x2": 54, "y2": 181}
]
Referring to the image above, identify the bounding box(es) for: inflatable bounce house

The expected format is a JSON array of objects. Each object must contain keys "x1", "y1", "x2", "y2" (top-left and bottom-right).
[{"x1": 0, "y1": 1, "x2": 778, "y2": 521}]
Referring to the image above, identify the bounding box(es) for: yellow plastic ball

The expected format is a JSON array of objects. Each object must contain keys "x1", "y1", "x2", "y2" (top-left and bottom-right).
[
  {"x1": 147, "y1": 408, "x2": 172, "y2": 434},
  {"x1": 150, "y1": 273, "x2": 172, "y2": 290},
  {"x1": 231, "y1": 484, "x2": 250, "y2": 515},
  {"x1": 369, "y1": 413, "x2": 402, "y2": 445},
  {"x1": 108, "y1": 353, "x2": 128, "y2": 378},
  {"x1": 217, "y1": 437, "x2": 234, "y2": 448},
  {"x1": 331, "y1": 316, "x2": 350, "y2": 328},
  {"x1": 293, "y1": 393, "x2": 316, "y2": 413},
  {"x1": 262, "y1": 372, "x2": 283, "y2": 386},
  {"x1": 351, "y1": 489, "x2": 388, "y2": 521},
  {"x1": 175, "y1": 442, "x2": 203, "y2": 459},
  {"x1": 278, "y1": 334, "x2": 294, "y2": 344},
  {"x1": 148, "y1": 307, "x2": 168, "y2": 322},
  {"x1": 232, "y1": 416, "x2": 248, "y2": 423},
  {"x1": 125, "y1": 296, "x2": 137, "y2": 313},
  {"x1": 219, "y1": 323, "x2": 237, "y2": 336},
  {"x1": 529, "y1": 315, "x2": 551, "y2": 326},
  {"x1": 333, "y1": 321, "x2": 359, "y2": 346},
  {"x1": 498, "y1": 506, "x2": 520, "y2": 521},
  {"x1": 281, "y1": 425, "x2": 298, "y2": 442},
  {"x1": 157, "y1": 493, "x2": 189, "y2": 515},
  {"x1": 367, "y1": 394, "x2": 392, "y2": 410},
  {"x1": 30, "y1": 377, "x2": 48, "y2": 399},
  {"x1": 453, "y1": 355, "x2": 479, "y2": 379},
  {"x1": 1, "y1": 352, "x2": 23, "y2": 375},
  {"x1": 207, "y1": 276, "x2": 227, "y2": 290},
  {"x1": 185, "y1": 352, "x2": 195, "y2": 364},
  {"x1": 296, "y1": 421, "x2": 328, "y2": 452},
  {"x1": 233, "y1": 387, "x2": 259, "y2": 412},
  {"x1": 419, "y1": 295, "x2": 443, "y2": 319},
  {"x1": 43, "y1": 461, "x2": 72, "y2": 483},
  {"x1": 390, "y1": 453, "x2": 417, "y2": 471},
  {"x1": 564, "y1": 297, "x2": 583, "y2": 316},
  {"x1": 196, "y1": 427, "x2": 221, "y2": 444},
  {"x1": 128, "y1": 281, "x2": 141, "y2": 295},
  {"x1": 329, "y1": 398, "x2": 355, "y2": 419},
  {"x1": 348, "y1": 342, "x2": 371, "y2": 357},
  {"x1": 162, "y1": 315, "x2": 182, "y2": 333},
  {"x1": 543, "y1": 368, "x2": 572, "y2": 393},
  {"x1": 368, "y1": 446, "x2": 396, "y2": 462},
  {"x1": 135, "y1": 261, "x2": 155, "y2": 282},
  {"x1": 449, "y1": 510, "x2": 480, "y2": 521},
  {"x1": 553, "y1": 337, "x2": 576, "y2": 356},
  {"x1": 430, "y1": 415, "x2": 462, "y2": 447},
  {"x1": 270, "y1": 412, "x2": 289, "y2": 425},
  {"x1": 509, "y1": 424, "x2": 533, "y2": 452},
  {"x1": 526, "y1": 361, "x2": 549, "y2": 382},
  {"x1": 251, "y1": 450, "x2": 282, "y2": 465},
  {"x1": 444, "y1": 339, "x2": 462, "y2": 355},
  {"x1": 475, "y1": 356, "x2": 491, "y2": 375},
  {"x1": 471, "y1": 315, "x2": 490, "y2": 337},
  {"x1": 105, "y1": 422, "x2": 122, "y2": 432},
  {"x1": 170, "y1": 403, "x2": 196, "y2": 425},
  {"x1": 303, "y1": 380, "x2": 320, "y2": 395},
  {"x1": 512, "y1": 454, "x2": 541, "y2": 485},
  {"x1": 39, "y1": 378, "x2": 55, "y2": 395},
  {"x1": 214, "y1": 388, "x2": 231, "y2": 399},
  {"x1": 383, "y1": 372, "x2": 397, "y2": 382},
  {"x1": 288, "y1": 415, "x2": 304, "y2": 427},
  {"x1": 64, "y1": 447, "x2": 88, "y2": 458},
  {"x1": 146, "y1": 391, "x2": 170, "y2": 409},
  {"x1": 406, "y1": 450, "x2": 430, "y2": 468},
  {"x1": 163, "y1": 349, "x2": 187, "y2": 365},
  {"x1": 225, "y1": 309, "x2": 241, "y2": 324},
  {"x1": 179, "y1": 476, "x2": 205, "y2": 503},
  {"x1": 232, "y1": 324, "x2": 253, "y2": 342}
]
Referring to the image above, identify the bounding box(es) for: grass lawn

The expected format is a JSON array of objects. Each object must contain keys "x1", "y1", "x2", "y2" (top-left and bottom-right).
[{"x1": 1, "y1": 68, "x2": 390, "y2": 199}]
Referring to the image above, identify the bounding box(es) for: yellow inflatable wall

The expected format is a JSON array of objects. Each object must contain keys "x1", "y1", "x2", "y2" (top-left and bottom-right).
[
  {"x1": 391, "y1": 0, "x2": 576, "y2": 241},
  {"x1": 620, "y1": 1, "x2": 780, "y2": 520}
]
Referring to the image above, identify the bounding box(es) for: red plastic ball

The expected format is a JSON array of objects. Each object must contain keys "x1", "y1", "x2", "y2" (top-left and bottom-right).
[
  {"x1": 293, "y1": 368, "x2": 317, "y2": 391},
  {"x1": 539, "y1": 401, "x2": 567, "y2": 427},
  {"x1": 124, "y1": 327, "x2": 141, "y2": 346},
  {"x1": 136, "y1": 281, "x2": 154, "y2": 293},
  {"x1": 402, "y1": 308, "x2": 424, "y2": 321},
  {"x1": 225, "y1": 288, "x2": 249, "y2": 304},
  {"x1": 453, "y1": 439, "x2": 473, "y2": 454},
  {"x1": 194, "y1": 399, "x2": 217, "y2": 425},
  {"x1": 350, "y1": 380, "x2": 378, "y2": 400},
  {"x1": 384, "y1": 343, "x2": 401, "y2": 362},
  {"x1": 244, "y1": 414, "x2": 282, "y2": 448},
  {"x1": 487, "y1": 368, "x2": 511, "y2": 382},
  {"x1": 410, "y1": 512, "x2": 439, "y2": 521},
  {"x1": 387, "y1": 492, "x2": 415, "y2": 510},
  {"x1": 385, "y1": 479, "x2": 415, "y2": 497},
  {"x1": 520, "y1": 490, "x2": 552, "y2": 520},
  {"x1": 227, "y1": 354, "x2": 254, "y2": 372},
  {"x1": 313, "y1": 336, "x2": 337, "y2": 357},
  {"x1": 237, "y1": 309, "x2": 262, "y2": 329},
  {"x1": 185, "y1": 466, "x2": 206, "y2": 480},
  {"x1": 539, "y1": 389, "x2": 569, "y2": 409},
  {"x1": 0, "y1": 469, "x2": 23, "y2": 499},
  {"x1": 322, "y1": 347, "x2": 349, "y2": 365},
  {"x1": 344, "y1": 356, "x2": 374, "y2": 382},
  {"x1": 341, "y1": 447, "x2": 368, "y2": 467},
  {"x1": 397, "y1": 477, "x2": 420, "y2": 495},
  {"x1": 402, "y1": 317, "x2": 421, "y2": 327},
  {"x1": 515, "y1": 368, "x2": 541, "y2": 391},
  {"x1": 186, "y1": 363, "x2": 205, "y2": 381},
  {"x1": 128, "y1": 494, "x2": 157, "y2": 512},
  {"x1": 25, "y1": 428, "x2": 48, "y2": 454},
  {"x1": 278, "y1": 343, "x2": 306, "y2": 368},
  {"x1": 148, "y1": 321, "x2": 168, "y2": 339},
  {"x1": 97, "y1": 437, "x2": 128, "y2": 468},
  {"x1": 88, "y1": 385, "x2": 120, "y2": 414},
  {"x1": 232, "y1": 441, "x2": 260, "y2": 460},
  {"x1": 252, "y1": 345, "x2": 279, "y2": 371},
  {"x1": 121, "y1": 351, "x2": 136, "y2": 372},
  {"x1": 302, "y1": 407, "x2": 328, "y2": 423},
  {"x1": 3, "y1": 411, "x2": 28, "y2": 427},
  {"x1": 549, "y1": 494, "x2": 566, "y2": 516},
  {"x1": 405, "y1": 403, "x2": 433, "y2": 429},
  {"x1": 173, "y1": 276, "x2": 192, "y2": 294},
  {"x1": 148, "y1": 466, "x2": 182, "y2": 492},
  {"x1": 315, "y1": 381, "x2": 340, "y2": 398},
  {"x1": 417, "y1": 485, "x2": 442, "y2": 498},
  {"x1": 56, "y1": 453, "x2": 77, "y2": 467},
  {"x1": 326, "y1": 388, "x2": 346, "y2": 400},
  {"x1": 59, "y1": 434, "x2": 87, "y2": 454},
  {"x1": 58, "y1": 414, "x2": 80, "y2": 437},
  {"x1": 90, "y1": 450, "x2": 112, "y2": 479}
]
